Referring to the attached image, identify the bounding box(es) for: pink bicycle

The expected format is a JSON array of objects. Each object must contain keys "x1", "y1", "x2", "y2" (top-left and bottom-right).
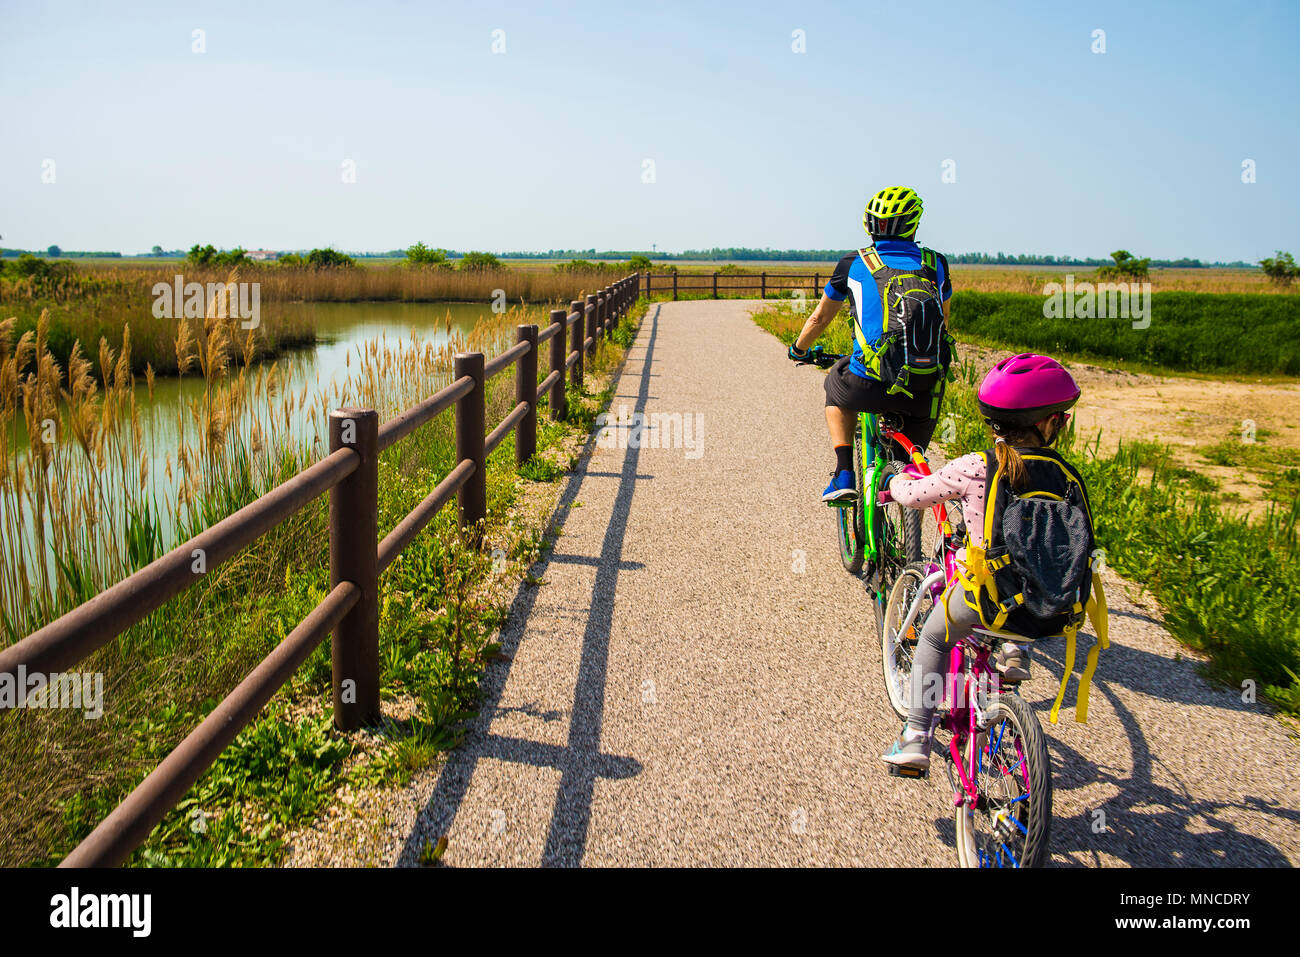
[{"x1": 876, "y1": 427, "x2": 1053, "y2": 868}]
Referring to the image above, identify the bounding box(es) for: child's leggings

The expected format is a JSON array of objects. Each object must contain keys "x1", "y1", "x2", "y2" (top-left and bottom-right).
[{"x1": 906, "y1": 583, "x2": 984, "y2": 734}]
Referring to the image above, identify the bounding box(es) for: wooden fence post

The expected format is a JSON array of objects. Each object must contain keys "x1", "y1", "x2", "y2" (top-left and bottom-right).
[
  {"x1": 329, "y1": 407, "x2": 379, "y2": 730},
  {"x1": 549, "y1": 308, "x2": 566, "y2": 420},
  {"x1": 570, "y1": 300, "x2": 584, "y2": 389},
  {"x1": 712, "y1": 272, "x2": 718, "y2": 299},
  {"x1": 760, "y1": 271, "x2": 766, "y2": 299},
  {"x1": 585, "y1": 294, "x2": 597, "y2": 357},
  {"x1": 455, "y1": 353, "x2": 486, "y2": 547},
  {"x1": 672, "y1": 272, "x2": 678, "y2": 301},
  {"x1": 516, "y1": 324, "x2": 537, "y2": 466}
]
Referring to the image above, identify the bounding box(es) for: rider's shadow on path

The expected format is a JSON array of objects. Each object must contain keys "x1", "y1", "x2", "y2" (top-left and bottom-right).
[
  {"x1": 397, "y1": 306, "x2": 663, "y2": 867},
  {"x1": 930, "y1": 632, "x2": 1296, "y2": 867}
]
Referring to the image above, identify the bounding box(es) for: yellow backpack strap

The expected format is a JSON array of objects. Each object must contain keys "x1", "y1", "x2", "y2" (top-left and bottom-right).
[
  {"x1": 1048, "y1": 578, "x2": 1110, "y2": 724},
  {"x1": 859, "y1": 245, "x2": 886, "y2": 275},
  {"x1": 852, "y1": 245, "x2": 889, "y2": 363},
  {"x1": 1049, "y1": 625, "x2": 1078, "y2": 725},
  {"x1": 1074, "y1": 576, "x2": 1110, "y2": 723}
]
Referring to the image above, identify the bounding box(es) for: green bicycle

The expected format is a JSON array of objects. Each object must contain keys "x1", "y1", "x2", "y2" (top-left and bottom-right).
[
  {"x1": 836, "y1": 410, "x2": 922, "y2": 587},
  {"x1": 802, "y1": 351, "x2": 923, "y2": 590}
]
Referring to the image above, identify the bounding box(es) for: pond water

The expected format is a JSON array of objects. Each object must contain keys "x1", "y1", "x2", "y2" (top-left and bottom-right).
[{"x1": 1, "y1": 300, "x2": 557, "y2": 587}]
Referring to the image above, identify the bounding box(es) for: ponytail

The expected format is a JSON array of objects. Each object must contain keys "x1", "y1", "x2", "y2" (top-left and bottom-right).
[
  {"x1": 991, "y1": 413, "x2": 1064, "y2": 491},
  {"x1": 994, "y1": 439, "x2": 1028, "y2": 491}
]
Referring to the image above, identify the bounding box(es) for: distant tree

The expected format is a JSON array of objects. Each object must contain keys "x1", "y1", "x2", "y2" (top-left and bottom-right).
[
  {"x1": 185, "y1": 244, "x2": 251, "y2": 267},
  {"x1": 1097, "y1": 249, "x2": 1150, "y2": 280},
  {"x1": 1259, "y1": 251, "x2": 1299, "y2": 287},
  {"x1": 47, "y1": 244, "x2": 62, "y2": 257},
  {"x1": 151, "y1": 245, "x2": 164, "y2": 257},
  {"x1": 215, "y1": 247, "x2": 249, "y2": 267},
  {"x1": 457, "y1": 251, "x2": 502, "y2": 272},
  {"x1": 404, "y1": 241, "x2": 452, "y2": 268},
  {"x1": 186, "y1": 244, "x2": 216, "y2": 265},
  {"x1": 306, "y1": 247, "x2": 356, "y2": 268}
]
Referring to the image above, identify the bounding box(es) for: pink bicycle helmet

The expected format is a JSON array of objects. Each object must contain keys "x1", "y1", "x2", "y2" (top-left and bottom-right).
[{"x1": 977, "y1": 353, "x2": 1080, "y2": 429}]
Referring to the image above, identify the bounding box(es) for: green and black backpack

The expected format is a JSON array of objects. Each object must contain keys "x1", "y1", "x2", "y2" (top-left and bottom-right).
[{"x1": 854, "y1": 243, "x2": 955, "y2": 410}]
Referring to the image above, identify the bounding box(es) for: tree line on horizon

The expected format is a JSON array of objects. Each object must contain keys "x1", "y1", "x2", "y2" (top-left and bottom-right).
[{"x1": 0, "y1": 244, "x2": 1258, "y2": 269}]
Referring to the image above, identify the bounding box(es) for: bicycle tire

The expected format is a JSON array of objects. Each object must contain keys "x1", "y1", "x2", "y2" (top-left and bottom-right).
[
  {"x1": 878, "y1": 561, "x2": 933, "y2": 720},
  {"x1": 955, "y1": 692, "x2": 1053, "y2": 868}
]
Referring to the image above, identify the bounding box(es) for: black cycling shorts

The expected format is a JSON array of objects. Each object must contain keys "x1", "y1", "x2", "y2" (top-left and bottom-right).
[{"x1": 823, "y1": 355, "x2": 941, "y2": 451}]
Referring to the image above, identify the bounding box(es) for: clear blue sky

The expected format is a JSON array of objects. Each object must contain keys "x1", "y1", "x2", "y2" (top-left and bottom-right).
[{"x1": 2, "y1": 0, "x2": 1296, "y2": 261}]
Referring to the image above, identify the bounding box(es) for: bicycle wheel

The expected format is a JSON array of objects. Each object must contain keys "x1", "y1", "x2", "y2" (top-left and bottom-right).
[
  {"x1": 835, "y1": 428, "x2": 866, "y2": 575},
  {"x1": 874, "y1": 460, "x2": 921, "y2": 590},
  {"x1": 955, "y1": 692, "x2": 1053, "y2": 868},
  {"x1": 877, "y1": 561, "x2": 933, "y2": 720}
]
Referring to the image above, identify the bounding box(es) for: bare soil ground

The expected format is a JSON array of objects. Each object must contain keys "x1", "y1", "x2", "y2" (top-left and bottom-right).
[{"x1": 957, "y1": 343, "x2": 1300, "y2": 520}]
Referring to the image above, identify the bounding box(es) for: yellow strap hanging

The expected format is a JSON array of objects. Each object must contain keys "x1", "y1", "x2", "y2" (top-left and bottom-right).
[
  {"x1": 1049, "y1": 576, "x2": 1109, "y2": 724},
  {"x1": 1049, "y1": 627, "x2": 1078, "y2": 725},
  {"x1": 1074, "y1": 577, "x2": 1110, "y2": 723}
]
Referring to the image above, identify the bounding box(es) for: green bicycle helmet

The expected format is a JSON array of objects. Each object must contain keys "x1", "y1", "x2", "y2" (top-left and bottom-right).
[{"x1": 863, "y1": 186, "x2": 924, "y2": 239}]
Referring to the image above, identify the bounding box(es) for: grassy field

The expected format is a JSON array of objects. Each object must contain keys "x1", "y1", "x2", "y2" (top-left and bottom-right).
[
  {"x1": 946, "y1": 291, "x2": 1300, "y2": 375},
  {"x1": 2, "y1": 257, "x2": 1284, "y2": 384},
  {"x1": 0, "y1": 297, "x2": 648, "y2": 866},
  {"x1": 751, "y1": 299, "x2": 1300, "y2": 716}
]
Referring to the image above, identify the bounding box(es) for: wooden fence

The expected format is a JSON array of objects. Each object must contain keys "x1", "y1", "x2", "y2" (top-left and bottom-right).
[
  {"x1": 0, "y1": 275, "x2": 639, "y2": 867},
  {"x1": 642, "y1": 271, "x2": 830, "y2": 300}
]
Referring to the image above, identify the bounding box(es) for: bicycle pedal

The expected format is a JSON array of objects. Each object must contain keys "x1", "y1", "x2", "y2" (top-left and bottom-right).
[
  {"x1": 887, "y1": 764, "x2": 930, "y2": 780},
  {"x1": 826, "y1": 499, "x2": 856, "y2": 509}
]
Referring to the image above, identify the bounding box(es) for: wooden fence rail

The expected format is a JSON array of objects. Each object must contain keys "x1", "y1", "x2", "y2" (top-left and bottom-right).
[
  {"x1": 641, "y1": 270, "x2": 832, "y2": 301},
  {"x1": 0, "y1": 274, "x2": 640, "y2": 867}
]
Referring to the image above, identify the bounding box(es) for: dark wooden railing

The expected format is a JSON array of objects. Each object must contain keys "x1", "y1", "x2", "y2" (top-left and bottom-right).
[
  {"x1": 0, "y1": 274, "x2": 640, "y2": 868},
  {"x1": 642, "y1": 270, "x2": 832, "y2": 301}
]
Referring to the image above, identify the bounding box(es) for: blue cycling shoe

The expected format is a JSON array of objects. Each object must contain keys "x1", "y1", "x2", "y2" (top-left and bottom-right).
[{"x1": 822, "y1": 469, "x2": 858, "y2": 503}]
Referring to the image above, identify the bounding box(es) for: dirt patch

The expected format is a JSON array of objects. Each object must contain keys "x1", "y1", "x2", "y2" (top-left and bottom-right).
[{"x1": 956, "y1": 342, "x2": 1300, "y2": 519}]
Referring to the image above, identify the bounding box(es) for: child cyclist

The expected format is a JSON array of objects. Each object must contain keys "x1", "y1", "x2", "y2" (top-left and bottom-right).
[{"x1": 877, "y1": 353, "x2": 1093, "y2": 771}]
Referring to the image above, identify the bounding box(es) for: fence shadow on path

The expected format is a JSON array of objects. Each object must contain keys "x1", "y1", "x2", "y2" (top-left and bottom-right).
[{"x1": 397, "y1": 305, "x2": 664, "y2": 867}]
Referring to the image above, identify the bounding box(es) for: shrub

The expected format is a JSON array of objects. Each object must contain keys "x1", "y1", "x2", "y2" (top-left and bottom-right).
[
  {"x1": 404, "y1": 242, "x2": 452, "y2": 269},
  {"x1": 457, "y1": 251, "x2": 502, "y2": 272},
  {"x1": 1097, "y1": 249, "x2": 1151, "y2": 281},
  {"x1": 185, "y1": 244, "x2": 249, "y2": 268},
  {"x1": 305, "y1": 247, "x2": 355, "y2": 269},
  {"x1": 1260, "y1": 251, "x2": 1299, "y2": 287}
]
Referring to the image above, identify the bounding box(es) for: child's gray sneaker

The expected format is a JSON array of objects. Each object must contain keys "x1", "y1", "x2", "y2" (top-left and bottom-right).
[
  {"x1": 881, "y1": 726, "x2": 931, "y2": 772},
  {"x1": 995, "y1": 642, "x2": 1031, "y2": 683}
]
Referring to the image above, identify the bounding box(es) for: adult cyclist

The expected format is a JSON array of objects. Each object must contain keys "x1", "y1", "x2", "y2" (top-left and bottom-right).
[{"x1": 788, "y1": 186, "x2": 953, "y2": 502}]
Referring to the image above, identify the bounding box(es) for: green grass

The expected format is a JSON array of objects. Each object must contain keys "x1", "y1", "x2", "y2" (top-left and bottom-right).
[{"x1": 947, "y1": 291, "x2": 1300, "y2": 376}]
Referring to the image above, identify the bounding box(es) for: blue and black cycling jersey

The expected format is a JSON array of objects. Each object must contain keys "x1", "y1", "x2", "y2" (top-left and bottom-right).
[{"x1": 824, "y1": 239, "x2": 953, "y2": 380}]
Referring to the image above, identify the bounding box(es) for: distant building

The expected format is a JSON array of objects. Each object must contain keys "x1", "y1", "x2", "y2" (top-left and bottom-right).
[{"x1": 246, "y1": 249, "x2": 278, "y2": 261}]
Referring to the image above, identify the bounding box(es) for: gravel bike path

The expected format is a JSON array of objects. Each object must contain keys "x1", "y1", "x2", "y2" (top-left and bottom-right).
[{"x1": 397, "y1": 299, "x2": 1299, "y2": 867}]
